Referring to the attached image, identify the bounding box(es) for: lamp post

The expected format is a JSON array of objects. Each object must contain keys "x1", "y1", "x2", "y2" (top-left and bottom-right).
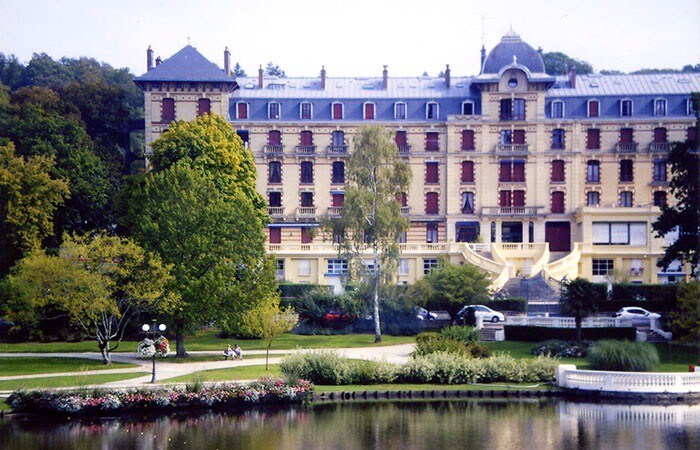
[{"x1": 141, "y1": 319, "x2": 167, "y2": 383}]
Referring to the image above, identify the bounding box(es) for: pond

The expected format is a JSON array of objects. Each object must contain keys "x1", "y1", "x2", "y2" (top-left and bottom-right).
[{"x1": 1, "y1": 399, "x2": 699, "y2": 449}]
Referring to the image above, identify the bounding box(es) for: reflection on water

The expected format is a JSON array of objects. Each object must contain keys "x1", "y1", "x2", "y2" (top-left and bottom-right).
[{"x1": 1, "y1": 399, "x2": 699, "y2": 450}]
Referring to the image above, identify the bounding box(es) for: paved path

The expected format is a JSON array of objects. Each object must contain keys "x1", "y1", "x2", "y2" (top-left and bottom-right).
[{"x1": 0, "y1": 344, "x2": 415, "y2": 390}]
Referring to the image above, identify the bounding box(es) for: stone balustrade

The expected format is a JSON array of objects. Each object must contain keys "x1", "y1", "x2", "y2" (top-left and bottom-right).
[{"x1": 557, "y1": 364, "x2": 700, "y2": 393}]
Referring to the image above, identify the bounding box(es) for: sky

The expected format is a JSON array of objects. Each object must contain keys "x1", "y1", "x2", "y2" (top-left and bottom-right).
[{"x1": 1, "y1": 0, "x2": 699, "y2": 78}]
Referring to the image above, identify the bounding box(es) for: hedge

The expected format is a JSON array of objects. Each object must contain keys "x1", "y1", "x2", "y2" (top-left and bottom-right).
[
  {"x1": 504, "y1": 325, "x2": 636, "y2": 342},
  {"x1": 482, "y1": 298, "x2": 527, "y2": 313},
  {"x1": 278, "y1": 283, "x2": 325, "y2": 299},
  {"x1": 610, "y1": 284, "x2": 678, "y2": 303},
  {"x1": 592, "y1": 300, "x2": 676, "y2": 313}
]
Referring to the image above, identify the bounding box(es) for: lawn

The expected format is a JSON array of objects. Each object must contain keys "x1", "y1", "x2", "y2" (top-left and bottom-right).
[
  {"x1": 163, "y1": 355, "x2": 270, "y2": 364},
  {"x1": 165, "y1": 365, "x2": 281, "y2": 383},
  {"x1": 0, "y1": 332, "x2": 415, "y2": 353},
  {"x1": 0, "y1": 357, "x2": 135, "y2": 376},
  {"x1": 0, "y1": 372, "x2": 149, "y2": 391}
]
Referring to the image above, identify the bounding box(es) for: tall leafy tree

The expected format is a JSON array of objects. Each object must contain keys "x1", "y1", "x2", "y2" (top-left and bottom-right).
[
  {"x1": 542, "y1": 51, "x2": 593, "y2": 75},
  {"x1": 264, "y1": 62, "x2": 286, "y2": 78},
  {"x1": 560, "y1": 277, "x2": 601, "y2": 341},
  {"x1": 652, "y1": 93, "x2": 699, "y2": 274},
  {"x1": 670, "y1": 280, "x2": 700, "y2": 343},
  {"x1": 333, "y1": 125, "x2": 412, "y2": 343},
  {"x1": 232, "y1": 62, "x2": 246, "y2": 77},
  {"x1": 245, "y1": 302, "x2": 298, "y2": 370},
  {"x1": 0, "y1": 142, "x2": 69, "y2": 275}
]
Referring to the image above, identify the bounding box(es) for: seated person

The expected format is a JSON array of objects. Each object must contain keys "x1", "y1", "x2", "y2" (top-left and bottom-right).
[
  {"x1": 233, "y1": 344, "x2": 243, "y2": 360},
  {"x1": 223, "y1": 344, "x2": 235, "y2": 360}
]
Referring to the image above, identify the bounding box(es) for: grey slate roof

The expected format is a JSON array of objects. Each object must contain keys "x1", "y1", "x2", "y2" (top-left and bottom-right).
[
  {"x1": 134, "y1": 45, "x2": 235, "y2": 83},
  {"x1": 481, "y1": 30, "x2": 546, "y2": 75},
  {"x1": 547, "y1": 73, "x2": 700, "y2": 96}
]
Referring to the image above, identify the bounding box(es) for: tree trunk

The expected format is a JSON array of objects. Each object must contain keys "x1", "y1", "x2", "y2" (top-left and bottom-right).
[
  {"x1": 266, "y1": 343, "x2": 271, "y2": 370},
  {"x1": 98, "y1": 340, "x2": 111, "y2": 364},
  {"x1": 373, "y1": 247, "x2": 382, "y2": 343},
  {"x1": 176, "y1": 331, "x2": 187, "y2": 357},
  {"x1": 575, "y1": 317, "x2": 582, "y2": 342}
]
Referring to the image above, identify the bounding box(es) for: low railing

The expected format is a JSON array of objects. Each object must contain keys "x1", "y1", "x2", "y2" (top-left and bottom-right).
[
  {"x1": 263, "y1": 145, "x2": 284, "y2": 155},
  {"x1": 266, "y1": 242, "x2": 453, "y2": 254},
  {"x1": 466, "y1": 243, "x2": 489, "y2": 252},
  {"x1": 649, "y1": 142, "x2": 671, "y2": 152},
  {"x1": 506, "y1": 316, "x2": 634, "y2": 328},
  {"x1": 326, "y1": 145, "x2": 348, "y2": 155},
  {"x1": 557, "y1": 365, "x2": 700, "y2": 393},
  {"x1": 615, "y1": 142, "x2": 638, "y2": 153},
  {"x1": 296, "y1": 207, "x2": 316, "y2": 217},
  {"x1": 494, "y1": 144, "x2": 529, "y2": 154},
  {"x1": 295, "y1": 145, "x2": 317, "y2": 155},
  {"x1": 267, "y1": 206, "x2": 284, "y2": 217},
  {"x1": 327, "y1": 206, "x2": 342, "y2": 216},
  {"x1": 461, "y1": 244, "x2": 505, "y2": 275},
  {"x1": 397, "y1": 145, "x2": 411, "y2": 155},
  {"x1": 481, "y1": 206, "x2": 543, "y2": 216},
  {"x1": 400, "y1": 206, "x2": 411, "y2": 215}
]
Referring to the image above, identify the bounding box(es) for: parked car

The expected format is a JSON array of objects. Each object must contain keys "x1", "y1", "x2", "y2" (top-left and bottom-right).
[
  {"x1": 614, "y1": 307, "x2": 661, "y2": 320},
  {"x1": 413, "y1": 306, "x2": 438, "y2": 321},
  {"x1": 457, "y1": 305, "x2": 505, "y2": 323},
  {"x1": 323, "y1": 311, "x2": 355, "y2": 323}
]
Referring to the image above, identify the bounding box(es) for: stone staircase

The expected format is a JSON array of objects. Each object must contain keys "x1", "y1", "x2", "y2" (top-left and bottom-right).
[{"x1": 503, "y1": 273, "x2": 560, "y2": 304}]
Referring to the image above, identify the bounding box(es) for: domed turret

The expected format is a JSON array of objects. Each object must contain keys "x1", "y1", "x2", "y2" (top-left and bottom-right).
[{"x1": 481, "y1": 30, "x2": 545, "y2": 75}]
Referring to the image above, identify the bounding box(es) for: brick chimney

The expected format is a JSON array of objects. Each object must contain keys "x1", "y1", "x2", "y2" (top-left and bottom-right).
[
  {"x1": 445, "y1": 64, "x2": 451, "y2": 88},
  {"x1": 320, "y1": 65, "x2": 326, "y2": 89},
  {"x1": 382, "y1": 65, "x2": 388, "y2": 90},
  {"x1": 155, "y1": 56, "x2": 162, "y2": 67},
  {"x1": 147, "y1": 46, "x2": 153, "y2": 71},
  {"x1": 258, "y1": 65, "x2": 264, "y2": 89},
  {"x1": 569, "y1": 65, "x2": 577, "y2": 89},
  {"x1": 224, "y1": 47, "x2": 231, "y2": 76}
]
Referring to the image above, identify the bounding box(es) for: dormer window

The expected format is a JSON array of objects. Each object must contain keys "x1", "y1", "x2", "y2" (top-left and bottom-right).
[
  {"x1": 551, "y1": 100, "x2": 564, "y2": 119},
  {"x1": 654, "y1": 99, "x2": 667, "y2": 116},
  {"x1": 300, "y1": 102, "x2": 313, "y2": 120},
  {"x1": 426, "y1": 102, "x2": 439, "y2": 120},
  {"x1": 587, "y1": 100, "x2": 599, "y2": 118},
  {"x1": 268, "y1": 102, "x2": 281, "y2": 119},
  {"x1": 363, "y1": 102, "x2": 376, "y2": 120},
  {"x1": 332, "y1": 102, "x2": 344, "y2": 120},
  {"x1": 394, "y1": 102, "x2": 407, "y2": 120},
  {"x1": 461, "y1": 101, "x2": 475, "y2": 115},
  {"x1": 620, "y1": 99, "x2": 633, "y2": 117},
  {"x1": 236, "y1": 102, "x2": 249, "y2": 119},
  {"x1": 688, "y1": 98, "x2": 698, "y2": 116}
]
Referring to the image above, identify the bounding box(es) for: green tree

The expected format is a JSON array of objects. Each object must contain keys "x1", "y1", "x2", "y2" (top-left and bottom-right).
[
  {"x1": 560, "y1": 277, "x2": 601, "y2": 341},
  {"x1": 245, "y1": 302, "x2": 298, "y2": 370},
  {"x1": 332, "y1": 125, "x2": 412, "y2": 343},
  {"x1": 652, "y1": 92, "x2": 699, "y2": 273},
  {"x1": 670, "y1": 280, "x2": 700, "y2": 343},
  {"x1": 0, "y1": 142, "x2": 69, "y2": 275},
  {"x1": 264, "y1": 62, "x2": 286, "y2": 78},
  {"x1": 233, "y1": 62, "x2": 246, "y2": 77},
  {"x1": 542, "y1": 51, "x2": 593, "y2": 75},
  {"x1": 3, "y1": 234, "x2": 176, "y2": 364},
  {"x1": 412, "y1": 261, "x2": 491, "y2": 318}
]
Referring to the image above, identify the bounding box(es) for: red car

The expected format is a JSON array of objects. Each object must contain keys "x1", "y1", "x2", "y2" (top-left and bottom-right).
[{"x1": 323, "y1": 311, "x2": 355, "y2": 322}]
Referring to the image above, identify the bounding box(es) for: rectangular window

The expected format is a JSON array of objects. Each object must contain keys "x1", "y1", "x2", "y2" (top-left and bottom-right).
[
  {"x1": 587, "y1": 161, "x2": 600, "y2": 182},
  {"x1": 499, "y1": 161, "x2": 512, "y2": 182},
  {"x1": 268, "y1": 102, "x2": 281, "y2": 119},
  {"x1": 620, "y1": 128, "x2": 634, "y2": 144},
  {"x1": 619, "y1": 160, "x2": 634, "y2": 182},
  {"x1": 654, "y1": 99, "x2": 667, "y2": 116},
  {"x1": 332, "y1": 130, "x2": 345, "y2": 147},
  {"x1": 398, "y1": 259, "x2": 409, "y2": 275},
  {"x1": 592, "y1": 259, "x2": 614, "y2": 276},
  {"x1": 653, "y1": 128, "x2": 667, "y2": 143},
  {"x1": 425, "y1": 162, "x2": 439, "y2": 184},
  {"x1": 619, "y1": 191, "x2": 633, "y2": 207},
  {"x1": 586, "y1": 129, "x2": 600, "y2": 150},
  {"x1": 426, "y1": 102, "x2": 439, "y2": 119},
  {"x1": 395, "y1": 130, "x2": 407, "y2": 147},
  {"x1": 551, "y1": 191, "x2": 565, "y2": 213},
  {"x1": 512, "y1": 161, "x2": 525, "y2": 182},
  {"x1": 268, "y1": 162, "x2": 282, "y2": 184},
  {"x1": 237, "y1": 102, "x2": 248, "y2": 119},
  {"x1": 425, "y1": 192, "x2": 439, "y2": 214},
  {"x1": 298, "y1": 259, "x2": 311, "y2": 276},
  {"x1": 512, "y1": 190, "x2": 525, "y2": 207},
  {"x1": 301, "y1": 227, "x2": 313, "y2": 244},
  {"x1": 268, "y1": 130, "x2": 282, "y2": 146},
  {"x1": 332, "y1": 161, "x2": 345, "y2": 184},
  {"x1": 426, "y1": 223, "x2": 438, "y2": 243},
  {"x1": 551, "y1": 160, "x2": 565, "y2": 182},
  {"x1": 364, "y1": 103, "x2": 375, "y2": 120},
  {"x1": 551, "y1": 101, "x2": 564, "y2": 118},
  {"x1": 592, "y1": 222, "x2": 647, "y2": 245},
  {"x1": 499, "y1": 190, "x2": 512, "y2": 207},
  {"x1": 461, "y1": 161, "x2": 474, "y2": 183},
  {"x1": 653, "y1": 191, "x2": 667, "y2": 207},
  {"x1": 513, "y1": 99, "x2": 526, "y2": 120},
  {"x1": 620, "y1": 100, "x2": 633, "y2": 117},
  {"x1": 425, "y1": 132, "x2": 439, "y2": 151},
  {"x1": 161, "y1": 98, "x2": 175, "y2": 122},
  {"x1": 423, "y1": 259, "x2": 439, "y2": 274},
  {"x1": 587, "y1": 191, "x2": 600, "y2": 206},
  {"x1": 461, "y1": 192, "x2": 475, "y2": 213},
  {"x1": 269, "y1": 227, "x2": 281, "y2": 244},
  {"x1": 513, "y1": 129, "x2": 525, "y2": 144},
  {"x1": 300, "y1": 161, "x2": 314, "y2": 184},
  {"x1": 462, "y1": 102, "x2": 474, "y2": 115},
  {"x1": 588, "y1": 100, "x2": 599, "y2": 118},
  {"x1": 653, "y1": 160, "x2": 667, "y2": 182},
  {"x1": 499, "y1": 130, "x2": 512, "y2": 145},
  {"x1": 461, "y1": 130, "x2": 475, "y2": 151},
  {"x1": 276, "y1": 259, "x2": 285, "y2": 278},
  {"x1": 268, "y1": 191, "x2": 282, "y2": 207},
  {"x1": 331, "y1": 193, "x2": 344, "y2": 207},
  {"x1": 236, "y1": 130, "x2": 249, "y2": 149},
  {"x1": 327, "y1": 259, "x2": 348, "y2": 275},
  {"x1": 552, "y1": 129, "x2": 565, "y2": 149},
  {"x1": 332, "y1": 103, "x2": 343, "y2": 120},
  {"x1": 395, "y1": 102, "x2": 407, "y2": 120},
  {"x1": 300, "y1": 192, "x2": 314, "y2": 207},
  {"x1": 500, "y1": 99, "x2": 526, "y2": 121},
  {"x1": 197, "y1": 98, "x2": 210, "y2": 116},
  {"x1": 300, "y1": 102, "x2": 312, "y2": 119}
]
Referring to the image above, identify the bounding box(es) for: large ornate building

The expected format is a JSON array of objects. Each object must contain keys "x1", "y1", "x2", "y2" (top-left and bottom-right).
[{"x1": 134, "y1": 32, "x2": 698, "y2": 296}]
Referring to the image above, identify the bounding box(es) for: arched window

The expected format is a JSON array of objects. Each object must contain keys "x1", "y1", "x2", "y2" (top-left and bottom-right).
[
  {"x1": 587, "y1": 100, "x2": 599, "y2": 118},
  {"x1": 551, "y1": 191, "x2": 565, "y2": 213},
  {"x1": 620, "y1": 99, "x2": 633, "y2": 117},
  {"x1": 236, "y1": 102, "x2": 248, "y2": 119},
  {"x1": 268, "y1": 102, "x2": 281, "y2": 119},
  {"x1": 426, "y1": 101, "x2": 439, "y2": 120},
  {"x1": 551, "y1": 100, "x2": 564, "y2": 118},
  {"x1": 363, "y1": 102, "x2": 376, "y2": 120},
  {"x1": 461, "y1": 101, "x2": 475, "y2": 115},
  {"x1": 300, "y1": 102, "x2": 313, "y2": 119},
  {"x1": 332, "y1": 102, "x2": 344, "y2": 120},
  {"x1": 653, "y1": 98, "x2": 667, "y2": 117}
]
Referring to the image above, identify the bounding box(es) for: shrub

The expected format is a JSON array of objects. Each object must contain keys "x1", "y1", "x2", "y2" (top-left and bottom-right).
[
  {"x1": 414, "y1": 330, "x2": 489, "y2": 358},
  {"x1": 588, "y1": 340, "x2": 660, "y2": 372},
  {"x1": 279, "y1": 283, "x2": 325, "y2": 299},
  {"x1": 279, "y1": 351, "x2": 350, "y2": 385},
  {"x1": 348, "y1": 360, "x2": 399, "y2": 385},
  {"x1": 531, "y1": 340, "x2": 591, "y2": 358},
  {"x1": 440, "y1": 325, "x2": 481, "y2": 344},
  {"x1": 504, "y1": 325, "x2": 636, "y2": 342}
]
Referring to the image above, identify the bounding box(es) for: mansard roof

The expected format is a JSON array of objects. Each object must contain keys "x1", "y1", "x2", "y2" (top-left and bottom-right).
[
  {"x1": 546, "y1": 73, "x2": 700, "y2": 96},
  {"x1": 481, "y1": 30, "x2": 546, "y2": 75},
  {"x1": 134, "y1": 45, "x2": 235, "y2": 83}
]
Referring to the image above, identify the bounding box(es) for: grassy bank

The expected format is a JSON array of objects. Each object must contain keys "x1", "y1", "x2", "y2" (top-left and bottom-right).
[
  {"x1": 0, "y1": 372, "x2": 149, "y2": 391},
  {"x1": 0, "y1": 357, "x2": 135, "y2": 376},
  {"x1": 164, "y1": 365, "x2": 281, "y2": 383}
]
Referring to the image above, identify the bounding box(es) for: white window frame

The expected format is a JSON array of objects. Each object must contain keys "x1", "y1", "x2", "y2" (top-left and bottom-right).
[
  {"x1": 268, "y1": 101, "x2": 281, "y2": 120},
  {"x1": 587, "y1": 99, "x2": 600, "y2": 118},
  {"x1": 688, "y1": 98, "x2": 697, "y2": 116},
  {"x1": 619, "y1": 191, "x2": 633, "y2": 207},
  {"x1": 299, "y1": 101, "x2": 313, "y2": 120},
  {"x1": 331, "y1": 101, "x2": 344, "y2": 120},
  {"x1": 586, "y1": 191, "x2": 600, "y2": 206},
  {"x1": 551, "y1": 100, "x2": 565, "y2": 119},
  {"x1": 398, "y1": 258, "x2": 409, "y2": 275},
  {"x1": 363, "y1": 101, "x2": 376, "y2": 120},
  {"x1": 426, "y1": 101, "x2": 439, "y2": 120},
  {"x1": 653, "y1": 98, "x2": 667, "y2": 117},
  {"x1": 326, "y1": 259, "x2": 348, "y2": 275},
  {"x1": 423, "y1": 258, "x2": 439, "y2": 274},
  {"x1": 236, "y1": 102, "x2": 249, "y2": 119},
  {"x1": 461, "y1": 101, "x2": 475, "y2": 115},
  {"x1": 298, "y1": 259, "x2": 311, "y2": 276},
  {"x1": 620, "y1": 99, "x2": 633, "y2": 117},
  {"x1": 394, "y1": 102, "x2": 407, "y2": 120},
  {"x1": 592, "y1": 259, "x2": 614, "y2": 276}
]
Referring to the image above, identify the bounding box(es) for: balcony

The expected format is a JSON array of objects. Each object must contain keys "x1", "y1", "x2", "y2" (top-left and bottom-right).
[
  {"x1": 326, "y1": 145, "x2": 349, "y2": 156},
  {"x1": 481, "y1": 206, "x2": 544, "y2": 216},
  {"x1": 400, "y1": 206, "x2": 411, "y2": 215},
  {"x1": 267, "y1": 206, "x2": 284, "y2": 218},
  {"x1": 327, "y1": 206, "x2": 342, "y2": 217},
  {"x1": 296, "y1": 207, "x2": 316, "y2": 219},
  {"x1": 494, "y1": 144, "x2": 529, "y2": 155},
  {"x1": 615, "y1": 142, "x2": 638, "y2": 153},
  {"x1": 295, "y1": 145, "x2": 317, "y2": 156},
  {"x1": 649, "y1": 142, "x2": 671, "y2": 152},
  {"x1": 263, "y1": 145, "x2": 285, "y2": 157},
  {"x1": 397, "y1": 145, "x2": 411, "y2": 156}
]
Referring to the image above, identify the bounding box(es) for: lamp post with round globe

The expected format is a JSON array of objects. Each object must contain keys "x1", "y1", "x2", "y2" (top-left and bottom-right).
[{"x1": 141, "y1": 319, "x2": 167, "y2": 383}]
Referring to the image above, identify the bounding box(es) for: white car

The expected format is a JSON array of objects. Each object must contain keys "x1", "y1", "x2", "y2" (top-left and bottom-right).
[
  {"x1": 457, "y1": 305, "x2": 505, "y2": 323},
  {"x1": 614, "y1": 307, "x2": 661, "y2": 320},
  {"x1": 413, "y1": 306, "x2": 438, "y2": 321}
]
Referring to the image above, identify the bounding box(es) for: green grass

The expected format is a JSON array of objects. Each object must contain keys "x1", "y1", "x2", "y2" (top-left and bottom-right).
[
  {"x1": 163, "y1": 354, "x2": 270, "y2": 364},
  {"x1": 164, "y1": 365, "x2": 281, "y2": 383},
  {"x1": 315, "y1": 383, "x2": 555, "y2": 393},
  {"x1": 0, "y1": 372, "x2": 149, "y2": 391},
  {"x1": 0, "y1": 400, "x2": 11, "y2": 412},
  {"x1": 0, "y1": 332, "x2": 415, "y2": 353},
  {"x1": 0, "y1": 357, "x2": 135, "y2": 376}
]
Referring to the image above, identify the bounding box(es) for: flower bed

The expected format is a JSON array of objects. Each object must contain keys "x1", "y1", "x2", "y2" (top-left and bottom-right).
[{"x1": 6, "y1": 377, "x2": 313, "y2": 415}]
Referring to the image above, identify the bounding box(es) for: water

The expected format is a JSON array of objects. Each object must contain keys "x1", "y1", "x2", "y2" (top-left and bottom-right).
[{"x1": 1, "y1": 399, "x2": 699, "y2": 449}]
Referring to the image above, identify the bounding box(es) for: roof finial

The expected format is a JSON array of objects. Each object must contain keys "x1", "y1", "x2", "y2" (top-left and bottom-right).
[
  {"x1": 187, "y1": 36, "x2": 191, "y2": 45},
  {"x1": 513, "y1": 55, "x2": 517, "y2": 64}
]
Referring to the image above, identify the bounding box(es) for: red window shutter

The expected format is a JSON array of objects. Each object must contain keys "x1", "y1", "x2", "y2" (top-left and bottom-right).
[
  {"x1": 197, "y1": 98, "x2": 211, "y2": 116},
  {"x1": 237, "y1": 103, "x2": 247, "y2": 119},
  {"x1": 499, "y1": 162, "x2": 512, "y2": 182},
  {"x1": 461, "y1": 161, "x2": 474, "y2": 183},
  {"x1": 551, "y1": 191, "x2": 565, "y2": 213},
  {"x1": 499, "y1": 191, "x2": 511, "y2": 207},
  {"x1": 333, "y1": 103, "x2": 343, "y2": 119},
  {"x1": 161, "y1": 98, "x2": 175, "y2": 122},
  {"x1": 551, "y1": 160, "x2": 565, "y2": 182},
  {"x1": 653, "y1": 127, "x2": 667, "y2": 143},
  {"x1": 269, "y1": 228, "x2": 281, "y2": 244},
  {"x1": 395, "y1": 131, "x2": 407, "y2": 146},
  {"x1": 426, "y1": 163, "x2": 439, "y2": 183},
  {"x1": 301, "y1": 227, "x2": 313, "y2": 244},
  {"x1": 426, "y1": 193, "x2": 439, "y2": 214},
  {"x1": 364, "y1": 103, "x2": 375, "y2": 119},
  {"x1": 688, "y1": 127, "x2": 697, "y2": 143},
  {"x1": 512, "y1": 162, "x2": 525, "y2": 182},
  {"x1": 269, "y1": 131, "x2": 281, "y2": 146},
  {"x1": 300, "y1": 131, "x2": 313, "y2": 146},
  {"x1": 332, "y1": 193, "x2": 344, "y2": 207},
  {"x1": 426, "y1": 132, "x2": 439, "y2": 151},
  {"x1": 589, "y1": 101, "x2": 599, "y2": 117},
  {"x1": 461, "y1": 130, "x2": 475, "y2": 150},
  {"x1": 587, "y1": 129, "x2": 600, "y2": 149},
  {"x1": 513, "y1": 130, "x2": 525, "y2": 144},
  {"x1": 620, "y1": 128, "x2": 634, "y2": 144},
  {"x1": 513, "y1": 190, "x2": 525, "y2": 207}
]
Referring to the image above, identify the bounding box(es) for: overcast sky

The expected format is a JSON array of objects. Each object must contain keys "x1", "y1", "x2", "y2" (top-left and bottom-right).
[{"x1": 1, "y1": 0, "x2": 698, "y2": 78}]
